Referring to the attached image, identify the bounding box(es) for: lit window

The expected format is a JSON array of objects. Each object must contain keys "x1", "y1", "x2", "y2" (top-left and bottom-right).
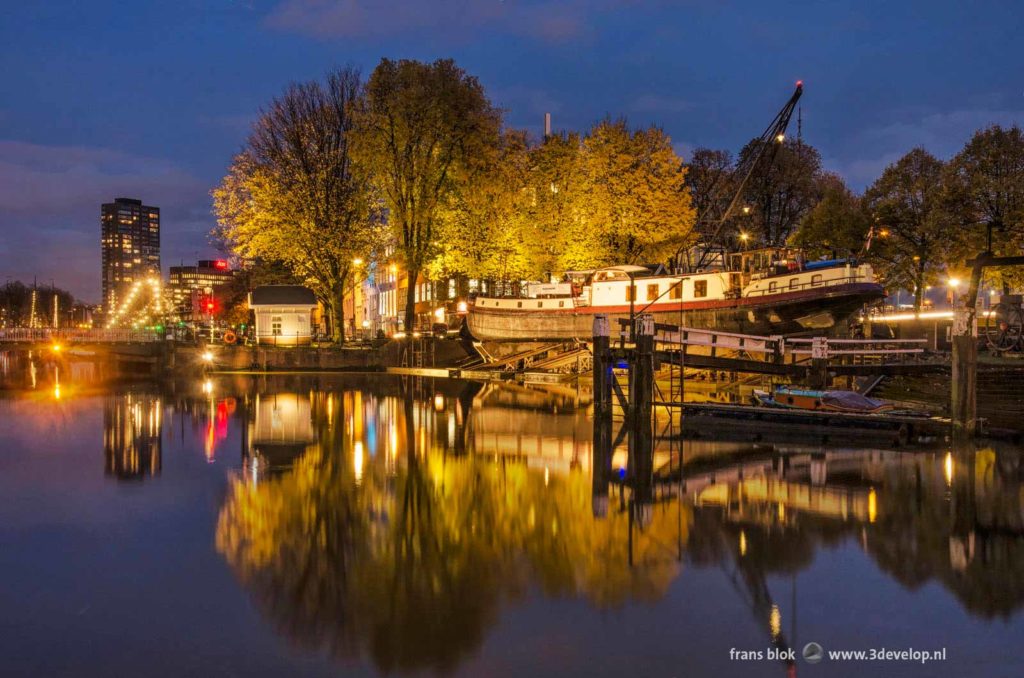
[
  {"x1": 669, "y1": 282, "x2": 682, "y2": 300},
  {"x1": 694, "y1": 280, "x2": 708, "y2": 298},
  {"x1": 646, "y1": 284, "x2": 659, "y2": 301}
]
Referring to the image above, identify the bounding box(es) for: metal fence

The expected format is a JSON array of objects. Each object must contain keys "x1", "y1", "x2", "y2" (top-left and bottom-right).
[{"x1": 0, "y1": 328, "x2": 159, "y2": 343}]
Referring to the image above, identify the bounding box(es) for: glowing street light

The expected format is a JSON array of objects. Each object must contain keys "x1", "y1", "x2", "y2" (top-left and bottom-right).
[
  {"x1": 948, "y1": 277, "x2": 961, "y2": 290},
  {"x1": 352, "y1": 257, "x2": 364, "y2": 266},
  {"x1": 202, "y1": 350, "x2": 214, "y2": 363}
]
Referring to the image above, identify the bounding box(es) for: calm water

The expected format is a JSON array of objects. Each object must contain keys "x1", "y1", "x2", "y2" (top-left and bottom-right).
[{"x1": 2, "y1": 352, "x2": 1024, "y2": 677}]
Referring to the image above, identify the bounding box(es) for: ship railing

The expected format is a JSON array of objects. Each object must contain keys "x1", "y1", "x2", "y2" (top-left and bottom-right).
[
  {"x1": 742, "y1": 274, "x2": 870, "y2": 297},
  {"x1": 783, "y1": 337, "x2": 928, "y2": 364}
]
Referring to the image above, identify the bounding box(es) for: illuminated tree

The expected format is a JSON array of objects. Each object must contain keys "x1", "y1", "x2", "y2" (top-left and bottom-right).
[
  {"x1": 352, "y1": 58, "x2": 502, "y2": 331},
  {"x1": 212, "y1": 67, "x2": 380, "y2": 342}
]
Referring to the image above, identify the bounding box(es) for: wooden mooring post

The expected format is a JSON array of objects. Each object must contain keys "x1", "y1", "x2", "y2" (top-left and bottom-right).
[
  {"x1": 592, "y1": 315, "x2": 613, "y2": 517},
  {"x1": 628, "y1": 314, "x2": 655, "y2": 524},
  {"x1": 951, "y1": 308, "x2": 977, "y2": 437}
]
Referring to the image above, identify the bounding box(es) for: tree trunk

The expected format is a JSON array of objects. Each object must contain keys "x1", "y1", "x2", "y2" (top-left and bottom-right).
[
  {"x1": 403, "y1": 268, "x2": 418, "y2": 332},
  {"x1": 913, "y1": 269, "x2": 924, "y2": 312},
  {"x1": 329, "y1": 281, "x2": 346, "y2": 345}
]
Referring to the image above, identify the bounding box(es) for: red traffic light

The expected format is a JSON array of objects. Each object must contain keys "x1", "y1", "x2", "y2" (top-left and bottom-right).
[{"x1": 206, "y1": 301, "x2": 215, "y2": 311}]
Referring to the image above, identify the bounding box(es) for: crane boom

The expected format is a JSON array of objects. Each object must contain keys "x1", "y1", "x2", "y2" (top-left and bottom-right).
[{"x1": 693, "y1": 82, "x2": 803, "y2": 269}]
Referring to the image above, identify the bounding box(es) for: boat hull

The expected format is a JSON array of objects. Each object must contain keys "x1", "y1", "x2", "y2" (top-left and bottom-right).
[{"x1": 466, "y1": 282, "x2": 884, "y2": 341}]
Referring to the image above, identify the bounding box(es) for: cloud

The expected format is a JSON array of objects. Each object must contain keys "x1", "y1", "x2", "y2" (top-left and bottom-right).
[
  {"x1": 0, "y1": 140, "x2": 214, "y2": 302},
  {"x1": 265, "y1": 0, "x2": 636, "y2": 43},
  {"x1": 828, "y1": 108, "x2": 1024, "y2": 189}
]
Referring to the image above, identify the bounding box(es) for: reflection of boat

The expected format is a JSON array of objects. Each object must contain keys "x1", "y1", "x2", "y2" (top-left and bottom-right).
[
  {"x1": 754, "y1": 386, "x2": 896, "y2": 414},
  {"x1": 467, "y1": 250, "x2": 884, "y2": 342}
]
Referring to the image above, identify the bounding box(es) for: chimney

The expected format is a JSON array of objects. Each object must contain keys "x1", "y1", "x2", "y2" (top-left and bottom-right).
[{"x1": 544, "y1": 112, "x2": 552, "y2": 138}]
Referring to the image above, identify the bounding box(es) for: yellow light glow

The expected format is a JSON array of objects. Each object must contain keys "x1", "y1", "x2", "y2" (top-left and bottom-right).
[
  {"x1": 775, "y1": 133, "x2": 785, "y2": 142},
  {"x1": 456, "y1": 301, "x2": 468, "y2": 313},
  {"x1": 948, "y1": 277, "x2": 961, "y2": 289},
  {"x1": 739, "y1": 232, "x2": 750, "y2": 242},
  {"x1": 433, "y1": 394, "x2": 445, "y2": 412},
  {"x1": 352, "y1": 257, "x2": 364, "y2": 266},
  {"x1": 54, "y1": 384, "x2": 61, "y2": 400},
  {"x1": 202, "y1": 351, "x2": 214, "y2": 362},
  {"x1": 50, "y1": 343, "x2": 62, "y2": 353},
  {"x1": 353, "y1": 441, "x2": 364, "y2": 484},
  {"x1": 202, "y1": 379, "x2": 213, "y2": 395},
  {"x1": 433, "y1": 307, "x2": 445, "y2": 321},
  {"x1": 393, "y1": 331, "x2": 406, "y2": 339},
  {"x1": 944, "y1": 452, "x2": 954, "y2": 486},
  {"x1": 868, "y1": 488, "x2": 877, "y2": 523},
  {"x1": 739, "y1": 530, "x2": 747, "y2": 557},
  {"x1": 769, "y1": 604, "x2": 782, "y2": 639}
]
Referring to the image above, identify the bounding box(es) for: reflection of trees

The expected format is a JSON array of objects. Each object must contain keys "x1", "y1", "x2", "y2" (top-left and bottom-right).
[
  {"x1": 864, "y1": 449, "x2": 1024, "y2": 619},
  {"x1": 217, "y1": 392, "x2": 688, "y2": 673}
]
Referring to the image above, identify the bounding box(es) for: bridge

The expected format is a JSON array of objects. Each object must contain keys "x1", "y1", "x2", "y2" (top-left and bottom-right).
[{"x1": 0, "y1": 328, "x2": 160, "y2": 344}]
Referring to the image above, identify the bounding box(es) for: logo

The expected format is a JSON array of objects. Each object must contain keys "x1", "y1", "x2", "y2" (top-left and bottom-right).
[{"x1": 803, "y1": 642, "x2": 824, "y2": 664}]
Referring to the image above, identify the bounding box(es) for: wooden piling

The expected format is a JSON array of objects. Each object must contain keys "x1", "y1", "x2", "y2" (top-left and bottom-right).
[
  {"x1": 592, "y1": 314, "x2": 612, "y2": 517},
  {"x1": 630, "y1": 314, "x2": 655, "y2": 514},
  {"x1": 951, "y1": 334, "x2": 977, "y2": 437}
]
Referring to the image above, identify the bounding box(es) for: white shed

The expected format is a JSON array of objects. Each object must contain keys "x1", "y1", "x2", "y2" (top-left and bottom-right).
[{"x1": 249, "y1": 286, "x2": 318, "y2": 346}]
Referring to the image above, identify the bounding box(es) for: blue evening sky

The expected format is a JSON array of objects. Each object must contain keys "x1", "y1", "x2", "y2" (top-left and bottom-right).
[{"x1": 1, "y1": 0, "x2": 1021, "y2": 301}]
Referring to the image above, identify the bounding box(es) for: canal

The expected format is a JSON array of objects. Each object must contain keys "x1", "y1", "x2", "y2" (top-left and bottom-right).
[{"x1": 2, "y1": 354, "x2": 1023, "y2": 677}]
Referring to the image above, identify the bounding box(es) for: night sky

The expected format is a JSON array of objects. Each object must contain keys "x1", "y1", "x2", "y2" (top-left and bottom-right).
[{"x1": 1, "y1": 0, "x2": 1021, "y2": 302}]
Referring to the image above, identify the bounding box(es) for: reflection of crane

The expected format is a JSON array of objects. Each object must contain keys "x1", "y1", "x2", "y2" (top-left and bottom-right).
[{"x1": 690, "y1": 82, "x2": 804, "y2": 270}]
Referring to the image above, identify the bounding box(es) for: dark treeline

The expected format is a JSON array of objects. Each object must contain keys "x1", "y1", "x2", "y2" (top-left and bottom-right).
[{"x1": 0, "y1": 280, "x2": 76, "y2": 326}]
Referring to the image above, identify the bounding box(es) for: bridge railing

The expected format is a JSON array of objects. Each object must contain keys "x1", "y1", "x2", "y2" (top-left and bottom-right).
[{"x1": 0, "y1": 328, "x2": 160, "y2": 343}]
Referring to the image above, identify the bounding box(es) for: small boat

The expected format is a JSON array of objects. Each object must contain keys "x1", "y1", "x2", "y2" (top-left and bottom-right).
[{"x1": 754, "y1": 386, "x2": 896, "y2": 414}]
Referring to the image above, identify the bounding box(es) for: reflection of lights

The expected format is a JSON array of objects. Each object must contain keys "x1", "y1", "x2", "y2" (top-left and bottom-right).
[
  {"x1": 739, "y1": 530, "x2": 747, "y2": 557},
  {"x1": 777, "y1": 503, "x2": 785, "y2": 522},
  {"x1": 544, "y1": 466, "x2": 550, "y2": 487},
  {"x1": 352, "y1": 257, "x2": 364, "y2": 266},
  {"x1": 433, "y1": 393, "x2": 445, "y2": 412},
  {"x1": 393, "y1": 331, "x2": 407, "y2": 340},
  {"x1": 202, "y1": 350, "x2": 214, "y2": 363},
  {"x1": 202, "y1": 379, "x2": 213, "y2": 395},
  {"x1": 769, "y1": 604, "x2": 782, "y2": 639},
  {"x1": 50, "y1": 343, "x2": 62, "y2": 353},
  {"x1": 54, "y1": 383, "x2": 61, "y2": 400},
  {"x1": 944, "y1": 452, "x2": 954, "y2": 486},
  {"x1": 354, "y1": 441, "x2": 364, "y2": 484},
  {"x1": 868, "y1": 488, "x2": 877, "y2": 523}
]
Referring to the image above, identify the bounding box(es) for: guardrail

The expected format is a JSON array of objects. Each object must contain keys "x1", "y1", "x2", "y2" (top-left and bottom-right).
[
  {"x1": 742, "y1": 274, "x2": 871, "y2": 297},
  {"x1": 0, "y1": 328, "x2": 159, "y2": 343},
  {"x1": 615, "y1": 317, "x2": 929, "y2": 367}
]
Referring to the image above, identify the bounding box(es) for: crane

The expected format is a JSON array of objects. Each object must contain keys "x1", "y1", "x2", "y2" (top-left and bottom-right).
[{"x1": 686, "y1": 82, "x2": 804, "y2": 271}]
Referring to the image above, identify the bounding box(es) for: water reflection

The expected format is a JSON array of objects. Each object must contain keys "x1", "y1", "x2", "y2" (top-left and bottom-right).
[
  {"x1": 210, "y1": 378, "x2": 1024, "y2": 674},
  {"x1": 103, "y1": 392, "x2": 162, "y2": 480},
  {"x1": 216, "y1": 380, "x2": 686, "y2": 673}
]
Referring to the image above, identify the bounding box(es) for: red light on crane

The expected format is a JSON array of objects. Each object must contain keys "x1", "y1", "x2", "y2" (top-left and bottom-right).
[{"x1": 796, "y1": 80, "x2": 803, "y2": 87}]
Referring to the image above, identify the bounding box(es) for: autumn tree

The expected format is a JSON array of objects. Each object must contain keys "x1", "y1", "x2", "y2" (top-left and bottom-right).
[
  {"x1": 740, "y1": 138, "x2": 824, "y2": 246},
  {"x1": 791, "y1": 173, "x2": 871, "y2": 259},
  {"x1": 212, "y1": 67, "x2": 379, "y2": 342},
  {"x1": 863, "y1": 148, "x2": 950, "y2": 311},
  {"x1": 573, "y1": 119, "x2": 695, "y2": 267},
  {"x1": 523, "y1": 131, "x2": 588, "y2": 278},
  {"x1": 352, "y1": 58, "x2": 502, "y2": 331},
  {"x1": 435, "y1": 129, "x2": 535, "y2": 285},
  {"x1": 943, "y1": 125, "x2": 1024, "y2": 303}
]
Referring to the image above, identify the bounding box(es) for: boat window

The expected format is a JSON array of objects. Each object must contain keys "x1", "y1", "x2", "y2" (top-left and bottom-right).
[
  {"x1": 626, "y1": 285, "x2": 636, "y2": 302},
  {"x1": 768, "y1": 282, "x2": 777, "y2": 293},
  {"x1": 811, "y1": 274, "x2": 823, "y2": 286},
  {"x1": 517, "y1": 301, "x2": 522, "y2": 308},
  {"x1": 646, "y1": 284, "x2": 659, "y2": 301},
  {"x1": 559, "y1": 300, "x2": 565, "y2": 308},
  {"x1": 789, "y1": 278, "x2": 799, "y2": 289},
  {"x1": 537, "y1": 301, "x2": 543, "y2": 308},
  {"x1": 669, "y1": 282, "x2": 682, "y2": 300},
  {"x1": 694, "y1": 280, "x2": 708, "y2": 298}
]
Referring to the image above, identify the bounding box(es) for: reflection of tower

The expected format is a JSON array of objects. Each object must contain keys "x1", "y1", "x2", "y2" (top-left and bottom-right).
[
  {"x1": 104, "y1": 393, "x2": 163, "y2": 480},
  {"x1": 246, "y1": 393, "x2": 315, "y2": 478}
]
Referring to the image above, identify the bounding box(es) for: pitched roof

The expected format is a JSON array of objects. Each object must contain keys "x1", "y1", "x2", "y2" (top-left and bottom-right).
[{"x1": 250, "y1": 285, "x2": 317, "y2": 306}]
